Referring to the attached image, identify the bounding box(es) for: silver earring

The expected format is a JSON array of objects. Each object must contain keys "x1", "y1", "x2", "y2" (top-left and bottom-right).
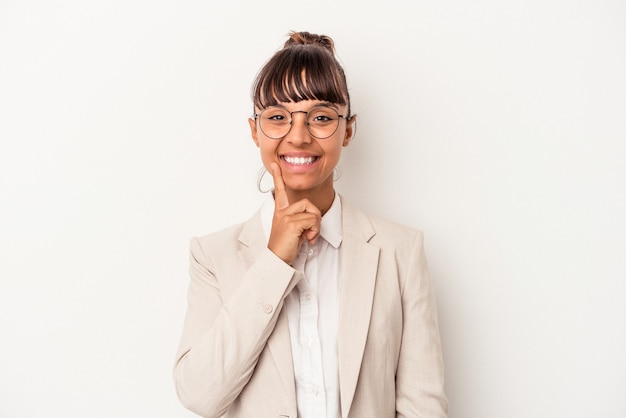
[
  {"x1": 333, "y1": 166, "x2": 341, "y2": 182},
  {"x1": 257, "y1": 167, "x2": 272, "y2": 193}
]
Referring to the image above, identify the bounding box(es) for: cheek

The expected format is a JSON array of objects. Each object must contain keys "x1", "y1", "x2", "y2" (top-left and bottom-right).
[
  {"x1": 258, "y1": 142, "x2": 279, "y2": 162},
  {"x1": 323, "y1": 141, "x2": 344, "y2": 160}
]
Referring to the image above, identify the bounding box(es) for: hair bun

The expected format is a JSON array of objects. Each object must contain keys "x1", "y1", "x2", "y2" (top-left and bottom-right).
[{"x1": 283, "y1": 31, "x2": 335, "y2": 54}]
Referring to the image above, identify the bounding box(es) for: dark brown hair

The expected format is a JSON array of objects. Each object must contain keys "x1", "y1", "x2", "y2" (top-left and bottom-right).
[{"x1": 251, "y1": 31, "x2": 351, "y2": 115}]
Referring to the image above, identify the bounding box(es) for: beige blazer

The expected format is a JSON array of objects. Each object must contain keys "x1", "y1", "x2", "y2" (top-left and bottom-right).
[{"x1": 173, "y1": 196, "x2": 447, "y2": 418}]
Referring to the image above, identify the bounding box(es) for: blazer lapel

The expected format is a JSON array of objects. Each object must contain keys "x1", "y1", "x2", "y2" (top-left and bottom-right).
[
  {"x1": 237, "y1": 212, "x2": 297, "y2": 412},
  {"x1": 337, "y1": 198, "x2": 380, "y2": 417}
]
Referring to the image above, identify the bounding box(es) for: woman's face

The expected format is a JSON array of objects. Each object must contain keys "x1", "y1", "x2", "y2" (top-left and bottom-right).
[{"x1": 249, "y1": 99, "x2": 354, "y2": 201}]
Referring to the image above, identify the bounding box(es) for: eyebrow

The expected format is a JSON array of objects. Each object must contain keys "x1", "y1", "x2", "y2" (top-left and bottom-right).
[{"x1": 317, "y1": 101, "x2": 340, "y2": 109}]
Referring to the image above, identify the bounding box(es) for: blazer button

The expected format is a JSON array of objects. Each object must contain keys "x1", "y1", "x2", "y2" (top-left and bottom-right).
[{"x1": 262, "y1": 303, "x2": 273, "y2": 314}]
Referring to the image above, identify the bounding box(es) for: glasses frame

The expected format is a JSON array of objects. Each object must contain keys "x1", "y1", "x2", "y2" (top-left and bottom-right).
[{"x1": 253, "y1": 105, "x2": 350, "y2": 140}]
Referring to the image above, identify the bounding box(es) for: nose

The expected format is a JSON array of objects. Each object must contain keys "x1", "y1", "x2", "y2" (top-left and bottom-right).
[{"x1": 285, "y1": 111, "x2": 312, "y2": 145}]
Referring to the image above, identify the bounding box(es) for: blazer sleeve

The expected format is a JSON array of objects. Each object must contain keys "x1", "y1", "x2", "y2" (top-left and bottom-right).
[
  {"x1": 395, "y1": 230, "x2": 448, "y2": 417},
  {"x1": 173, "y1": 236, "x2": 301, "y2": 418}
]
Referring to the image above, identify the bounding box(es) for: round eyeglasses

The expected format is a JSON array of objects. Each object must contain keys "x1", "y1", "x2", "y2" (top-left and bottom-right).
[{"x1": 253, "y1": 106, "x2": 349, "y2": 140}]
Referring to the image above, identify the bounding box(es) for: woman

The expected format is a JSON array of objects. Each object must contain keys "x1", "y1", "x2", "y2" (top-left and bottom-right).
[{"x1": 174, "y1": 31, "x2": 448, "y2": 418}]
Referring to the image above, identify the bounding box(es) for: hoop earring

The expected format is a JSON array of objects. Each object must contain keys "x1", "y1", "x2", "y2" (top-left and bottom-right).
[
  {"x1": 333, "y1": 167, "x2": 342, "y2": 182},
  {"x1": 257, "y1": 167, "x2": 272, "y2": 193}
]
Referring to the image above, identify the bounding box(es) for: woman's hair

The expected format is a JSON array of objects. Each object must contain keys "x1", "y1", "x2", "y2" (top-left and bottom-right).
[{"x1": 251, "y1": 31, "x2": 351, "y2": 115}]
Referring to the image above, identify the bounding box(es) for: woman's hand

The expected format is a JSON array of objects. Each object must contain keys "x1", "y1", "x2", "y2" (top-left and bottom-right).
[{"x1": 267, "y1": 163, "x2": 321, "y2": 265}]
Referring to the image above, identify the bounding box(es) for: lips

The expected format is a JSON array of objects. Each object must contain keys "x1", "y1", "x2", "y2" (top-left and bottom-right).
[{"x1": 281, "y1": 155, "x2": 319, "y2": 165}]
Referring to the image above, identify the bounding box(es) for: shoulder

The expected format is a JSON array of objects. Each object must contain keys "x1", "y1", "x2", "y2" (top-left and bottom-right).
[
  {"x1": 366, "y1": 212, "x2": 425, "y2": 256},
  {"x1": 341, "y1": 197, "x2": 424, "y2": 249},
  {"x1": 189, "y1": 210, "x2": 263, "y2": 262},
  {"x1": 193, "y1": 221, "x2": 244, "y2": 246},
  {"x1": 188, "y1": 223, "x2": 244, "y2": 265},
  {"x1": 368, "y1": 210, "x2": 421, "y2": 236},
  {"x1": 341, "y1": 199, "x2": 428, "y2": 291}
]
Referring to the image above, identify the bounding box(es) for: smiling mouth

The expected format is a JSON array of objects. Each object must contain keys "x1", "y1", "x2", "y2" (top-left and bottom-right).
[{"x1": 281, "y1": 156, "x2": 320, "y2": 165}]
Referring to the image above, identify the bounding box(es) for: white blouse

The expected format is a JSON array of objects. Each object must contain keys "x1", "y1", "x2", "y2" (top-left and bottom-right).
[{"x1": 261, "y1": 193, "x2": 342, "y2": 418}]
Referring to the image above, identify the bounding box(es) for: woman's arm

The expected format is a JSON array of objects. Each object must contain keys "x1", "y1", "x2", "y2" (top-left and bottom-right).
[
  {"x1": 173, "y1": 237, "x2": 300, "y2": 418},
  {"x1": 395, "y1": 231, "x2": 448, "y2": 417}
]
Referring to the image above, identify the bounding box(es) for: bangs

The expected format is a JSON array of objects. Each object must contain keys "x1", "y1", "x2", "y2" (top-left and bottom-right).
[{"x1": 253, "y1": 46, "x2": 349, "y2": 110}]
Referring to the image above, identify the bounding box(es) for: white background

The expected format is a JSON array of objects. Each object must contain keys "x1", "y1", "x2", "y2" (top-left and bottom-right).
[{"x1": 1, "y1": 1, "x2": 625, "y2": 417}]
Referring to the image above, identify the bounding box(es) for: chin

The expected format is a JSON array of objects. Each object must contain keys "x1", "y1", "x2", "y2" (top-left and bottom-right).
[{"x1": 284, "y1": 181, "x2": 315, "y2": 193}]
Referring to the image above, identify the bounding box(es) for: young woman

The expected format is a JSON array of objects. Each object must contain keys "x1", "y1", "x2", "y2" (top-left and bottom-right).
[{"x1": 174, "y1": 31, "x2": 448, "y2": 418}]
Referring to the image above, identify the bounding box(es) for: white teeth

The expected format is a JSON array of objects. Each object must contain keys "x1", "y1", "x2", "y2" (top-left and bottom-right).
[{"x1": 283, "y1": 156, "x2": 316, "y2": 165}]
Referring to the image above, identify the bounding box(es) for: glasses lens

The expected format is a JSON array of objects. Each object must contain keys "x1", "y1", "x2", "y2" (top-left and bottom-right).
[
  {"x1": 258, "y1": 106, "x2": 342, "y2": 139},
  {"x1": 307, "y1": 107, "x2": 340, "y2": 139},
  {"x1": 259, "y1": 108, "x2": 291, "y2": 139}
]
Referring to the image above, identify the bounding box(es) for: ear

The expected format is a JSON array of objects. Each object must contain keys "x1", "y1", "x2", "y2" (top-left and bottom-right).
[
  {"x1": 342, "y1": 115, "x2": 356, "y2": 147},
  {"x1": 249, "y1": 117, "x2": 260, "y2": 147}
]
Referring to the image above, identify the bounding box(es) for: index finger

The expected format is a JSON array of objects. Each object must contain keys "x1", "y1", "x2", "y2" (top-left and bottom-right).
[{"x1": 270, "y1": 162, "x2": 289, "y2": 210}]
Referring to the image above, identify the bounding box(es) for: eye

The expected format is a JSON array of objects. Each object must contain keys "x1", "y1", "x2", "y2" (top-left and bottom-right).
[
  {"x1": 262, "y1": 109, "x2": 289, "y2": 123},
  {"x1": 309, "y1": 108, "x2": 337, "y2": 123},
  {"x1": 312, "y1": 114, "x2": 332, "y2": 122}
]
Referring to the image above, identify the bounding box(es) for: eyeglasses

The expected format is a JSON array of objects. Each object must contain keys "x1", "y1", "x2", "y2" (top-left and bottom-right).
[{"x1": 253, "y1": 105, "x2": 349, "y2": 140}]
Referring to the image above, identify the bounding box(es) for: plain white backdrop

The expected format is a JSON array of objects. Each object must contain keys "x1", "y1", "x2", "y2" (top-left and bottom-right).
[{"x1": 1, "y1": 0, "x2": 625, "y2": 417}]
